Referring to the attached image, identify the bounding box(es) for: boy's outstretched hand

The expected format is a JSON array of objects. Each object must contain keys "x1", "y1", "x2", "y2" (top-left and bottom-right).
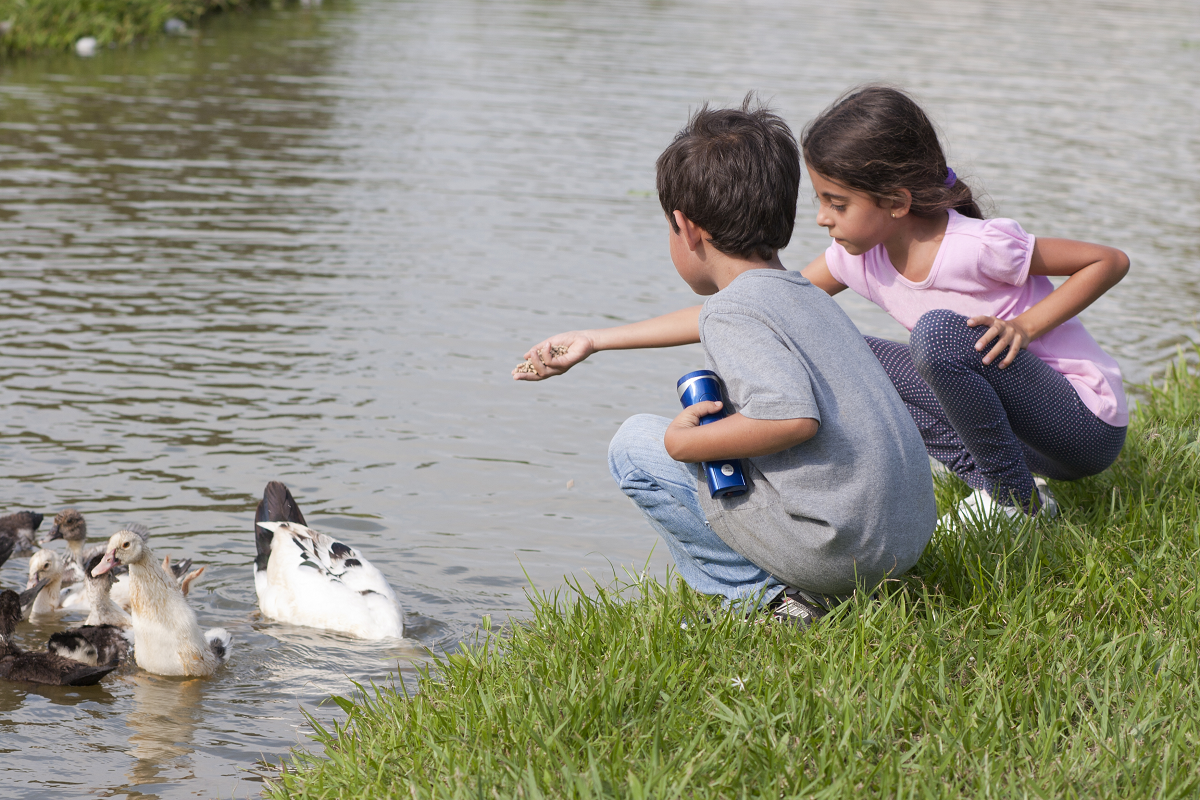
[{"x1": 512, "y1": 332, "x2": 596, "y2": 380}]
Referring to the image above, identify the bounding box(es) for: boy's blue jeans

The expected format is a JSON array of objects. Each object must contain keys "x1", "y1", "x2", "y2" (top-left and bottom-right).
[{"x1": 607, "y1": 413, "x2": 785, "y2": 611}]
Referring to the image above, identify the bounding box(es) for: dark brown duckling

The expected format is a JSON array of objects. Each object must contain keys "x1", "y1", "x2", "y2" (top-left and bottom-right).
[
  {"x1": 0, "y1": 510, "x2": 44, "y2": 565},
  {"x1": 48, "y1": 509, "x2": 98, "y2": 585},
  {"x1": 0, "y1": 590, "x2": 117, "y2": 686}
]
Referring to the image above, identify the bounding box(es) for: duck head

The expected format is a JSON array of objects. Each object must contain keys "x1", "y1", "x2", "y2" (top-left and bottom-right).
[
  {"x1": 48, "y1": 509, "x2": 87, "y2": 545},
  {"x1": 92, "y1": 529, "x2": 146, "y2": 576},
  {"x1": 26, "y1": 549, "x2": 63, "y2": 589},
  {"x1": 84, "y1": 551, "x2": 115, "y2": 589}
]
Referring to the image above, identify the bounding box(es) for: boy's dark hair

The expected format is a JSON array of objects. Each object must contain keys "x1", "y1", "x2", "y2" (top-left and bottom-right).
[
  {"x1": 801, "y1": 85, "x2": 983, "y2": 219},
  {"x1": 656, "y1": 96, "x2": 800, "y2": 261}
]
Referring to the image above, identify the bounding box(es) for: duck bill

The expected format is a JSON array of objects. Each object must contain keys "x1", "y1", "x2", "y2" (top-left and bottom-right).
[
  {"x1": 18, "y1": 578, "x2": 49, "y2": 610},
  {"x1": 47, "y1": 523, "x2": 63, "y2": 541},
  {"x1": 91, "y1": 550, "x2": 119, "y2": 577}
]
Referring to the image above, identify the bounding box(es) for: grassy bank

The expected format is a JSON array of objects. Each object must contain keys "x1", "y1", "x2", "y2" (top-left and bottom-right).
[
  {"x1": 268, "y1": 352, "x2": 1200, "y2": 799},
  {"x1": 0, "y1": 0, "x2": 277, "y2": 57}
]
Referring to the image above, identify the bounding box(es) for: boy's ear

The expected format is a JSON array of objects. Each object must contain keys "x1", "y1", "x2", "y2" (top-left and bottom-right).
[{"x1": 673, "y1": 211, "x2": 707, "y2": 252}]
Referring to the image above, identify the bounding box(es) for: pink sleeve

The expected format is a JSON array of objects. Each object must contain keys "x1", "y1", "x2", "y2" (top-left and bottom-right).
[
  {"x1": 823, "y1": 241, "x2": 872, "y2": 299},
  {"x1": 976, "y1": 218, "x2": 1036, "y2": 287}
]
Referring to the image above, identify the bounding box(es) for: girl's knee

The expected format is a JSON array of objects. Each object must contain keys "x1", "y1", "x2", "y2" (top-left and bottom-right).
[{"x1": 909, "y1": 309, "x2": 975, "y2": 374}]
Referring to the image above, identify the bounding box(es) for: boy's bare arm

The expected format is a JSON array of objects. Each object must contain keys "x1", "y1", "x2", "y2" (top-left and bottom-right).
[
  {"x1": 513, "y1": 306, "x2": 702, "y2": 381},
  {"x1": 664, "y1": 401, "x2": 818, "y2": 462}
]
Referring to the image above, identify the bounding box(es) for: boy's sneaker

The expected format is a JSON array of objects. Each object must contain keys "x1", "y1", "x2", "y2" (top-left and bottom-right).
[{"x1": 769, "y1": 590, "x2": 827, "y2": 627}]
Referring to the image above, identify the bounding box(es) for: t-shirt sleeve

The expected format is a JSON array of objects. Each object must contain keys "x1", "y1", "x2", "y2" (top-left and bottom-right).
[
  {"x1": 823, "y1": 241, "x2": 873, "y2": 301},
  {"x1": 700, "y1": 310, "x2": 820, "y2": 423},
  {"x1": 976, "y1": 217, "x2": 1036, "y2": 287}
]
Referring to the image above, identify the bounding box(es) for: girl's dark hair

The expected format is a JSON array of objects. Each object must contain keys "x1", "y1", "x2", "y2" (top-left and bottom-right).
[
  {"x1": 657, "y1": 95, "x2": 800, "y2": 261},
  {"x1": 801, "y1": 85, "x2": 982, "y2": 220}
]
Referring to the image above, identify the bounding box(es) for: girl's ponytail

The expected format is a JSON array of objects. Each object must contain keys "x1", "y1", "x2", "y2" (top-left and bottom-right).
[{"x1": 801, "y1": 86, "x2": 982, "y2": 220}]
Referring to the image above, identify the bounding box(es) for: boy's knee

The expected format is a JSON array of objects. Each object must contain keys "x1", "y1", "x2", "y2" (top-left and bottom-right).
[
  {"x1": 608, "y1": 414, "x2": 669, "y2": 484},
  {"x1": 910, "y1": 309, "x2": 974, "y2": 375}
]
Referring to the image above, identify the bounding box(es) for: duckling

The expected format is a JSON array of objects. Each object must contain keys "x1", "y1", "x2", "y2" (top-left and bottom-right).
[
  {"x1": 253, "y1": 481, "x2": 404, "y2": 640},
  {"x1": 47, "y1": 624, "x2": 130, "y2": 667},
  {"x1": 91, "y1": 529, "x2": 230, "y2": 677},
  {"x1": 26, "y1": 550, "x2": 65, "y2": 616},
  {"x1": 80, "y1": 551, "x2": 131, "y2": 628},
  {"x1": 47, "y1": 509, "x2": 101, "y2": 586},
  {"x1": 0, "y1": 590, "x2": 118, "y2": 686},
  {"x1": 0, "y1": 510, "x2": 45, "y2": 563}
]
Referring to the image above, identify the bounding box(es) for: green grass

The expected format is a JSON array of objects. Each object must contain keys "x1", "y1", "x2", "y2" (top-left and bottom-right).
[
  {"x1": 0, "y1": 0, "x2": 280, "y2": 57},
  {"x1": 267, "y1": 350, "x2": 1200, "y2": 799}
]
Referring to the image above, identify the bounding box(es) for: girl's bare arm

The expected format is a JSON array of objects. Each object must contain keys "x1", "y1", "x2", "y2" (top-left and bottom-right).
[
  {"x1": 799, "y1": 253, "x2": 848, "y2": 296},
  {"x1": 970, "y1": 238, "x2": 1130, "y2": 367},
  {"x1": 513, "y1": 305, "x2": 702, "y2": 381}
]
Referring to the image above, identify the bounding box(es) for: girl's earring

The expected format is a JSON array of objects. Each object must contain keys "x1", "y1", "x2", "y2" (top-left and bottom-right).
[{"x1": 890, "y1": 212, "x2": 896, "y2": 219}]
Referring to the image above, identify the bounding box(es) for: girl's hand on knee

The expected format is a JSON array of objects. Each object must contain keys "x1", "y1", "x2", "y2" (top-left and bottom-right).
[{"x1": 967, "y1": 315, "x2": 1031, "y2": 369}]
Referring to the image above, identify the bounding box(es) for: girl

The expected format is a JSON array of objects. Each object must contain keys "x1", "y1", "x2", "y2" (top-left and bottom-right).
[{"x1": 798, "y1": 86, "x2": 1129, "y2": 516}]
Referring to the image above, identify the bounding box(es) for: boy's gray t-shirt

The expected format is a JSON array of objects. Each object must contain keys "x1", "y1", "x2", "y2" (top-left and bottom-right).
[{"x1": 695, "y1": 269, "x2": 935, "y2": 594}]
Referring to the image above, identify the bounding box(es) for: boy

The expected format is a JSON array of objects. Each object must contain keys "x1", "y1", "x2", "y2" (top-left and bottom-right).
[{"x1": 514, "y1": 99, "x2": 935, "y2": 624}]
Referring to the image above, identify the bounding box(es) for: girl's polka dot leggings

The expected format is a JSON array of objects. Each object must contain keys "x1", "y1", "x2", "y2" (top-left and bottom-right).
[{"x1": 866, "y1": 308, "x2": 1126, "y2": 510}]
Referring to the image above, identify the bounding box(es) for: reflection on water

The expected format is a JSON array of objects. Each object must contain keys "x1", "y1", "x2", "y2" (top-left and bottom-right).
[
  {"x1": 127, "y1": 675, "x2": 204, "y2": 787},
  {"x1": 0, "y1": 0, "x2": 1197, "y2": 796}
]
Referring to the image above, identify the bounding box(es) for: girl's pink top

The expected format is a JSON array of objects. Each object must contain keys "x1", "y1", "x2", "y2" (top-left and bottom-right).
[{"x1": 824, "y1": 209, "x2": 1128, "y2": 427}]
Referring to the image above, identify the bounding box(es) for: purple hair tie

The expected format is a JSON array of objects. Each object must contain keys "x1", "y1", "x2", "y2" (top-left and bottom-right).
[{"x1": 944, "y1": 167, "x2": 957, "y2": 187}]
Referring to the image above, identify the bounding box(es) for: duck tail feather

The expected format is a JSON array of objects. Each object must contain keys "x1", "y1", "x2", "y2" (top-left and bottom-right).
[
  {"x1": 205, "y1": 627, "x2": 232, "y2": 663},
  {"x1": 65, "y1": 662, "x2": 118, "y2": 686},
  {"x1": 255, "y1": 481, "x2": 307, "y2": 571}
]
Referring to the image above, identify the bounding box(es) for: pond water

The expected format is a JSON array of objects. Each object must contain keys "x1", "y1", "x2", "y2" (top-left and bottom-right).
[{"x1": 0, "y1": 0, "x2": 1196, "y2": 796}]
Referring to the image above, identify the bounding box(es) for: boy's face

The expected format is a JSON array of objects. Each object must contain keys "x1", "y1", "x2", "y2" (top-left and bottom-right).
[
  {"x1": 807, "y1": 168, "x2": 897, "y2": 256},
  {"x1": 667, "y1": 214, "x2": 719, "y2": 295}
]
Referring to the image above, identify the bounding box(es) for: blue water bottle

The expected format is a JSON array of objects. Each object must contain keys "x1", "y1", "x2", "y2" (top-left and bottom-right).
[{"x1": 676, "y1": 370, "x2": 749, "y2": 498}]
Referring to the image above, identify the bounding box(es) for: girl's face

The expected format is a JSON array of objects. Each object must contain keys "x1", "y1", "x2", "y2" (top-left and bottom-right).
[{"x1": 806, "y1": 168, "x2": 899, "y2": 255}]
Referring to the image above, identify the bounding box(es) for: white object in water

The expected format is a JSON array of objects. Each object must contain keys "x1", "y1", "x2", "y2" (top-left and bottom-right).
[
  {"x1": 92, "y1": 530, "x2": 231, "y2": 677},
  {"x1": 75, "y1": 37, "x2": 97, "y2": 57},
  {"x1": 253, "y1": 481, "x2": 404, "y2": 640}
]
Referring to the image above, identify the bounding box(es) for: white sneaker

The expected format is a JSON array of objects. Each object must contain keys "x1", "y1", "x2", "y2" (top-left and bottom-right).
[
  {"x1": 957, "y1": 488, "x2": 1021, "y2": 523},
  {"x1": 1033, "y1": 477, "x2": 1059, "y2": 518},
  {"x1": 940, "y1": 481, "x2": 1058, "y2": 530}
]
